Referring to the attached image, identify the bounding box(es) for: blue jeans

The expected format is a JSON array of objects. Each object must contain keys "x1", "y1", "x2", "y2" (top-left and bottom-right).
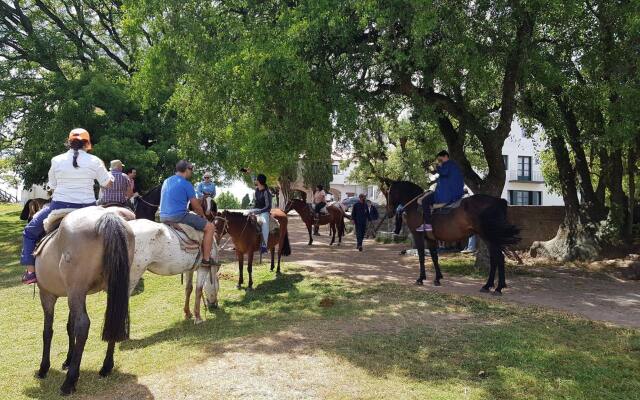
[
  {"x1": 250, "y1": 210, "x2": 270, "y2": 246},
  {"x1": 160, "y1": 212, "x2": 207, "y2": 231},
  {"x1": 465, "y1": 235, "x2": 477, "y2": 251},
  {"x1": 20, "y1": 201, "x2": 96, "y2": 266}
]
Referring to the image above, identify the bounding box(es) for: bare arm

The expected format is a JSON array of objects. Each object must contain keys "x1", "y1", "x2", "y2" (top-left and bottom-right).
[{"x1": 189, "y1": 197, "x2": 206, "y2": 218}]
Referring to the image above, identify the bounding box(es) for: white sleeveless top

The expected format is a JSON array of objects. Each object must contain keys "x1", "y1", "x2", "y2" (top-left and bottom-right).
[{"x1": 48, "y1": 150, "x2": 113, "y2": 204}]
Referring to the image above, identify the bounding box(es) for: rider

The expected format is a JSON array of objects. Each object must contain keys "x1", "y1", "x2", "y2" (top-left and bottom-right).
[
  {"x1": 20, "y1": 128, "x2": 114, "y2": 284},
  {"x1": 416, "y1": 150, "x2": 465, "y2": 232},
  {"x1": 249, "y1": 174, "x2": 272, "y2": 255},
  {"x1": 98, "y1": 159, "x2": 133, "y2": 206},
  {"x1": 195, "y1": 171, "x2": 216, "y2": 199},
  {"x1": 313, "y1": 184, "x2": 327, "y2": 221},
  {"x1": 159, "y1": 160, "x2": 220, "y2": 267},
  {"x1": 125, "y1": 167, "x2": 139, "y2": 205}
]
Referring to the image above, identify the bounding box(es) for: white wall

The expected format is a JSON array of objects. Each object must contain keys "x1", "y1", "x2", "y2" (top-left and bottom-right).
[{"x1": 500, "y1": 121, "x2": 564, "y2": 206}]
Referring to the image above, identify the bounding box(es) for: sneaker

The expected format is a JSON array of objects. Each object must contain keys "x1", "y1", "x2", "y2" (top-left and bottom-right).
[
  {"x1": 461, "y1": 249, "x2": 474, "y2": 254},
  {"x1": 358, "y1": 247, "x2": 363, "y2": 252},
  {"x1": 22, "y1": 271, "x2": 37, "y2": 285},
  {"x1": 260, "y1": 245, "x2": 268, "y2": 254},
  {"x1": 416, "y1": 224, "x2": 433, "y2": 232}
]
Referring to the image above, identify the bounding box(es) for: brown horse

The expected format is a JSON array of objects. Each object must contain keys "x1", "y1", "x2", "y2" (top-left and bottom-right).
[
  {"x1": 20, "y1": 198, "x2": 51, "y2": 222},
  {"x1": 214, "y1": 209, "x2": 291, "y2": 289},
  {"x1": 388, "y1": 181, "x2": 520, "y2": 294},
  {"x1": 35, "y1": 206, "x2": 135, "y2": 395},
  {"x1": 284, "y1": 198, "x2": 345, "y2": 246}
]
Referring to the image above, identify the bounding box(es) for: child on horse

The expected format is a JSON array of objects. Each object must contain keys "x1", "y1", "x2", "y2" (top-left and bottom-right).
[
  {"x1": 20, "y1": 129, "x2": 114, "y2": 284},
  {"x1": 159, "y1": 160, "x2": 220, "y2": 267},
  {"x1": 417, "y1": 150, "x2": 465, "y2": 232}
]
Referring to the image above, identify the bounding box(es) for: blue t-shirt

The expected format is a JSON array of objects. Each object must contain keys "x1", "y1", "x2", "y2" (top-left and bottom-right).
[{"x1": 160, "y1": 175, "x2": 196, "y2": 218}]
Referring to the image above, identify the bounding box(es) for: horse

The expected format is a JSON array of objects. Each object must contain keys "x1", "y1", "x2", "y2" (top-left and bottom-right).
[
  {"x1": 387, "y1": 181, "x2": 520, "y2": 294},
  {"x1": 20, "y1": 198, "x2": 50, "y2": 222},
  {"x1": 133, "y1": 185, "x2": 161, "y2": 220},
  {"x1": 127, "y1": 219, "x2": 221, "y2": 324},
  {"x1": 214, "y1": 209, "x2": 291, "y2": 289},
  {"x1": 196, "y1": 194, "x2": 217, "y2": 222},
  {"x1": 284, "y1": 198, "x2": 345, "y2": 246},
  {"x1": 35, "y1": 206, "x2": 135, "y2": 395}
]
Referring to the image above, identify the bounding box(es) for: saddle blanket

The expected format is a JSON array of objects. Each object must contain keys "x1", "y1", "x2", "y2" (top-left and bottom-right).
[{"x1": 164, "y1": 223, "x2": 203, "y2": 253}]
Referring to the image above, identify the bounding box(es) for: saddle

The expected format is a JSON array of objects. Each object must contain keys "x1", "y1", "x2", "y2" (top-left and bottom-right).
[
  {"x1": 254, "y1": 215, "x2": 280, "y2": 235},
  {"x1": 431, "y1": 198, "x2": 464, "y2": 215},
  {"x1": 43, "y1": 208, "x2": 76, "y2": 233},
  {"x1": 164, "y1": 223, "x2": 203, "y2": 253}
]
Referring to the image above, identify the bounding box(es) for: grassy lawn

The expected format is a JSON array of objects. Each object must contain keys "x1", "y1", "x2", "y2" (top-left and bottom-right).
[{"x1": 0, "y1": 203, "x2": 639, "y2": 399}]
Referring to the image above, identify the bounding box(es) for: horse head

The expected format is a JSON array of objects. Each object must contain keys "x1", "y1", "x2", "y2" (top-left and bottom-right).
[
  {"x1": 202, "y1": 264, "x2": 220, "y2": 311},
  {"x1": 213, "y1": 211, "x2": 228, "y2": 243}
]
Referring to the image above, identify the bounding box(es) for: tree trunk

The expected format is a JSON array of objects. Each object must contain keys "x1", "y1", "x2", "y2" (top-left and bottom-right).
[{"x1": 626, "y1": 140, "x2": 638, "y2": 244}]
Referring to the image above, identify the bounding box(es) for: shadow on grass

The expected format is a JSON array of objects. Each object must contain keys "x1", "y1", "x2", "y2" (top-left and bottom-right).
[{"x1": 23, "y1": 368, "x2": 153, "y2": 400}]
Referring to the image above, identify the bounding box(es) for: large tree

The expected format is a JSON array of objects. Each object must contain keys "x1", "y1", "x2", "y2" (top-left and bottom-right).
[
  {"x1": 521, "y1": 0, "x2": 640, "y2": 260},
  {"x1": 0, "y1": 0, "x2": 175, "y2": 190}
]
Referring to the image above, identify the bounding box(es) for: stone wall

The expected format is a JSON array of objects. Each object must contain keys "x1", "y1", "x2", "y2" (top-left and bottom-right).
[{"x1": 507, "y1": 206, "x2": 565, "y2": 250}]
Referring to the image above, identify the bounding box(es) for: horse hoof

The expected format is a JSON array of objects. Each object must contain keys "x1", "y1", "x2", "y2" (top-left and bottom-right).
[
  {"x1": 479, "y1": 287, "x2": 491, "y2": 293},
  {"x1": 62, "y1": 361, "x2": 70, "y2": 370},
  {"x1": 415, "y1": 279, "x2": 424, "y2": 286},
  {"x1": 60, "y1": 383, "x2": 76, "y2": 396},
  {"x1": 184, "y1": 312, "x2": 193, "y2": 320},
  {"x1": 236, "y1": 284, "x2": 242, "y2": 290},
  {"x1": 493, "y1": 289, "x2": 503, "y2": 296},
  {"x1": 194, "y1": 317, "x2": 204, "y2": 325},
  {"x1": 36, "y1": 369, "x2": 48, "y2": 379},
  {"x1": 433, "y1": 280, "x2": 441, "y2": 287},
  {"x1": 99, "y1": 365, "x2": 113, "y2": 377}
]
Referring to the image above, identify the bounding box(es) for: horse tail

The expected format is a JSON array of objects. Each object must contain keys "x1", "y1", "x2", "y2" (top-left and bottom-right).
[
  {"x1": 281, "y1": 232, "x2": 291, "y2": 256},
  {"x1": 478, "y1": 198, "x2": 521, "y2": 250},
  {"x1": 20, "y1": 200, "x2": 32, "y2": 220},
  {"x1": 96, "y1": 212, "x2": 131, "y2": 342}
]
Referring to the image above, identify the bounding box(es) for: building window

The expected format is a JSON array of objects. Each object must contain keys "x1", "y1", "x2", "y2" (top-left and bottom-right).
[
  {"x1": 517, "y1": 156, "x2": 532, "y2": 181},
  {"x1": 509, "y1": 190, "x2": 542, "y2": 205},
  {"x1": 502, "y1": 155, "x2": 508, "y2": 170},
  {"x1": 332, "y1": 165, "x2": 339, "y2": 175}
]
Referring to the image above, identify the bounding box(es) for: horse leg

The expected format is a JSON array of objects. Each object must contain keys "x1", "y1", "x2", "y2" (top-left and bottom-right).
[
  {"x1": 306, "y1": 221, "x2": 313, "y2": 245},
  {"x1": 99, "y1": 341, "x2": 116, "y2": 377},
  {"x1": 193, "y1": 267, "x2": 208, "y2": 324},
  {"x1": 495, "y1": 245, "x2": 507, "y2": 295},
  {"x1": 329, "y1": 222, "x2": 336, "y2": 246},
  {"x1": 428, "y1": 239, "x2": 443, "y2": 286},
  {"x1": 413, "y1": 232, "x2": 427, "y2": 285},
  {"x1": 247, "y1": 251, "x2": 254, "y2": 289},
  {"x1": 183, "y1": 271, "x2": 193, "y2": 319},
  {"x1": 37, "y1": 290, "x2": 57, "y2": 379},
  {"x1": 60, "y1": 293, "x2": 90, "y2": 396},
  {"x1": 270, "y1": 247, "x2": 275, "y2": 271},
  {"x1": 237, "y1": 251, "x2": 244, "y2": 289},
  {"x1": 62, "y1": 311, "x2": 74, "y2": 370},
  {"x1": 481, "y1": 243, "x2": 498, "y2": 293}
]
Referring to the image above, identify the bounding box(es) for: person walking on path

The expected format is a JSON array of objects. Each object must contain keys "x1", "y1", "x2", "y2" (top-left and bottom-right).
[{"x1": 351, "y1": 193, "x2": 370, "y2": 252}]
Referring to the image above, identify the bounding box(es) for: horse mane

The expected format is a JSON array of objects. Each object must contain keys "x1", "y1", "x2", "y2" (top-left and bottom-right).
[{"x1": 390, "y1": 180, "x2": 424, "y2": 196}]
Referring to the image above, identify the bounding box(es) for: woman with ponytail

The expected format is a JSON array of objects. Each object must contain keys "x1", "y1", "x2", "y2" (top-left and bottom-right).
[{"x1": 20, "y1": 128, "x2": 114, "y2": 284}]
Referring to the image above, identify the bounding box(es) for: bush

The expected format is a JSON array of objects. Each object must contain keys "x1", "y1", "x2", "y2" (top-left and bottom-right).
[{"x1": 216, "y1": 192, "x2": 241, "y2": 209}]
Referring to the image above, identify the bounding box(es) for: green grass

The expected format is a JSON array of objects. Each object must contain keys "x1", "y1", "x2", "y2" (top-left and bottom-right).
[{"x1": 1, "y1": 204, "x2": 639, "y2": 399}]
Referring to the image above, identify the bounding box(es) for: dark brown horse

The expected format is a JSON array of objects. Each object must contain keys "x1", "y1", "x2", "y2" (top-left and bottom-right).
[
  {"x1": 214, "y1": 209, "x2": 291, "y2": 289},
  {"x1": 20, "y1": 198, "x2": 51, "y2": 222},
  {"x1": 284, "y1": 198, "x2": 345, "y2": 246},
  {"x1": 388, "y1": 181, "x2": 520, "y2": 294},
  {"x1": 133, "y1": 185, "x2": 161, "y2": 220}
]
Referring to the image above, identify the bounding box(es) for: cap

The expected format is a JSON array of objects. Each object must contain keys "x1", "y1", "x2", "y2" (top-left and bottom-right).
[
  {"x1": 203, "y1": 171, "x2": 212, "y2": 178},
  {"x1": 68, "y1": 128, "x2": 92, "y2": 151},
  {"x1": 110, "y1": 160, "x2": 124, "y2": 170}
]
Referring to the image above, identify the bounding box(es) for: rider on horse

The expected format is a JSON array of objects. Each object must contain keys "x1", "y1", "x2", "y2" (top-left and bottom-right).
[
  {"x1": 159, "y1": 160, "x2": 220, "y2": 267},
  {"x1": 196, "y1": 171, "x2": 216, "y2": 199},
  {"x1": 20, "y1": 128, "x2": 114, "y2": 284},
  {"x1": 313, "y1": 184, "x2": 327, "y2": 221},
  {"x1": 249, "y1": 174, "x2": 272, "y2": 255},
  {"x1": 98, "y1": 160, "x2": 133, "y2": 207},
  {"x1": 416, "y1": 150, "x2": 465, "y2": 232}
]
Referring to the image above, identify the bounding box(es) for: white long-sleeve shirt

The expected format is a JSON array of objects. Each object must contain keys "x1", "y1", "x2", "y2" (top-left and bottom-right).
[{"x1": 48, "y1": 150, "x2": 113, "y2": 204}]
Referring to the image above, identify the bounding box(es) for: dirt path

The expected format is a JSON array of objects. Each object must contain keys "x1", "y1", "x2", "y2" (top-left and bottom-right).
[{"x1": 280, "y1": 217, "x2": 640, "y2": 329}]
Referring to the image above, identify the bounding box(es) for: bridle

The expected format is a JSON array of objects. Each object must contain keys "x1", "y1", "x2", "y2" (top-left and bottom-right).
[{"x1": 213, "y1": 213, "x2": 252, "y2": 251}]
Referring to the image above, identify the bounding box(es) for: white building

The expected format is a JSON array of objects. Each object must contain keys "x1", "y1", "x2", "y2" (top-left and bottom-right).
[{"x1": 500, "y1": 121, "x2": 564, "y2": 206}]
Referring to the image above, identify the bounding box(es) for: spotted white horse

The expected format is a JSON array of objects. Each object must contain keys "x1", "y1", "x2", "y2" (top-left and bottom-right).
[{"x1": 128, "y1": 219, "x2": 221, "y2": 324}]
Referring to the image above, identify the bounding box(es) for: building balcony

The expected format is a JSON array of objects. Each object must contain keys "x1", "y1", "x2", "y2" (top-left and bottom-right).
[{"x1": 508, "y1": 170, "x2": 544, "y2": 183}]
